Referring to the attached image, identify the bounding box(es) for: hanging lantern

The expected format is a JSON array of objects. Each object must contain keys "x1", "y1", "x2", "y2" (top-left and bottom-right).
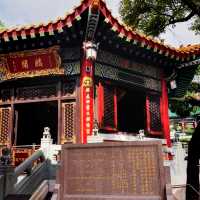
[
  {"x1": 83, "y1": 41, "x2": 98, "y2": 61},
  {"x1": 170, "y1": 80, "x2": 177, "y2": 90}
]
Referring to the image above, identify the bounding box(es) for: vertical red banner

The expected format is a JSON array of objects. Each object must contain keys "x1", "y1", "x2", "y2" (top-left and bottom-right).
[{"x1": 80, "y1": 59, "x2": 94, "y2": 144}]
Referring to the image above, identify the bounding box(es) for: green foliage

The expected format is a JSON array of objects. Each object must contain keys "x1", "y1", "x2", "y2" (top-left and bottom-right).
[
  {"x1": 193, "y1": 65, "x2": 200, "y2": 75},
  {"x1": 190, "y1": 17, "x2": 200, "y2": 35},
  {"x1": 169, "y1": 92, "x2": 200, "y2": 118},
  {"x1": 170, "y1": 100, "x2": 192, "y2": 117},
  {"x1": 185, "y1": 128, "x2": 194, "y2": 135},
  {"x1": 120, "y1": 0, "x2": 200, "y2": 36},
  {"x1": 169, "y1": 65, "x2": 200, "y2": 118},
  {"x1": 179, "y1": 136, "x2": 192, "y2": 142}
]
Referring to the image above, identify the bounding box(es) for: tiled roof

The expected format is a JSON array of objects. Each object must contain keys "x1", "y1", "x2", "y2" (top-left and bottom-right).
[
  {"x1": 0, "y1": 0, "x2": 90, "y2": 41},
  {"x1": 0, "y1": 0, "x2": 199, "y2": 60},
  {"x1": 178, "y1": 44, "x2": 200, "y2": 54}
]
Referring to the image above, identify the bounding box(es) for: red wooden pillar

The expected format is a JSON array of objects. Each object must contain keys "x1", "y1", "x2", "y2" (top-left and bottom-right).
[
  {"x1": 146, "y1": 80, "x2": 172, "y2": 159},
  {"x1": 114, "y1": 89, "x2": 118, "y2": 129},
  {"x1": 146, "y1": 96, "x2": 151, "y2": 133},
  {"x1": 160, "y1": 79, "x2": 171, "y2": 149},
  {"x1": 80, "y1": 59, "x2": 94, "y2": 144},
  {"x1": 98, "y1": 82, "x2": 104, "y2": 127}
]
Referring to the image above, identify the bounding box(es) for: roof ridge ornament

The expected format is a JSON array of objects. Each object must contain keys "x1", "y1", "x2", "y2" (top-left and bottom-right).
[
  {"x1": 85, "y1": 0, "x2": 100, "y2": 41},
  {"x1": 91, "y1": 0, "x2": 100, "y2": 11}
]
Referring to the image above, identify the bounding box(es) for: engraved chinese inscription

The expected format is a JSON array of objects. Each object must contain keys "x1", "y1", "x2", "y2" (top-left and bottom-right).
[{"x1": 65, "y1": 145, "x2": 160, "y2": 196}]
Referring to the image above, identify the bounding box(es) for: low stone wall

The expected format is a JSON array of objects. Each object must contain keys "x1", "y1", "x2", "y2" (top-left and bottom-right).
[{"x1": 58, "y1": 141, "x2": 166, "y2": 200}]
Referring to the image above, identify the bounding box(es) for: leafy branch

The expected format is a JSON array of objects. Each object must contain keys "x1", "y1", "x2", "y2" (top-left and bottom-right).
[{"x1": 120, "y1": 0, "x2": 200, "y2": 36}]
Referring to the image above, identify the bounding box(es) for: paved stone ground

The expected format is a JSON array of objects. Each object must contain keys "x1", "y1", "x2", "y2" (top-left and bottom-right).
[
  {"x1": 173, "y1": 188, "x2": 185, "y2": 200},
  {"x1": 170, "y1": 142, "x2": 187, "y2": 200},
  {"x1": 171, "y1": 142, "x2": 187, "y2": 185}
]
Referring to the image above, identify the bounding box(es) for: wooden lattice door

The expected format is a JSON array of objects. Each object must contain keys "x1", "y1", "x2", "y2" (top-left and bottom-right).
[
  {"x1": 0, "y1": 107, "x2": 11, "y2": 146},
  {"x1": 61, "y1": 102, "x2": 76, "y2": 144},
  {"x1": 146, "y1": 95, "x2": 162, "y2": 136},
  {"x1": 98, "y1": 82, "x2": 117, "y2": 131}
]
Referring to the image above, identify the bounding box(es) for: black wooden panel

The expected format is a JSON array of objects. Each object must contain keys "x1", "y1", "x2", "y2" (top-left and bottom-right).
[
  {"x1": 0, "y1": 89, "x2": 12, "y2": 102},
  {"x1": 95, "y1": 63, "x2": 161, "y2": 92},
  {"x1": 97, "y1": 49, "x2": 161, "y2": 79},
  {"x1": 63, "y1": 61, "x2": 80, "y2": 76},
  {"x1": 60, "y1": 47, "x2": 81, "y2": 61},
  {"x1": 118, "y1": 71, "x2": 145, "y2": 87},
  {"x1": 60, "y1": 47, "x2": 80, "y2": 76},
  {"x1": 16, "y1": 85, "x2": 57, "y2": 99}
]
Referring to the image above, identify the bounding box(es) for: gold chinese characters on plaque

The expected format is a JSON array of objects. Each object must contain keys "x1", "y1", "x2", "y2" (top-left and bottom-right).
[{"x1": 0, "y1": 46, "x2": 63, "y2": 80}]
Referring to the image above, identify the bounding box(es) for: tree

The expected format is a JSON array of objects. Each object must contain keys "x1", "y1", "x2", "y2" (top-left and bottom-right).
[
  {"x1": 168, "y1": 65, "x2": 200, "y2": 118},
  {"x1": 119, "y1": 0, "x2": 200, "y2": 36},
  {"x1": 169, "y1": 99, "x2": 193, "y2": 117}
]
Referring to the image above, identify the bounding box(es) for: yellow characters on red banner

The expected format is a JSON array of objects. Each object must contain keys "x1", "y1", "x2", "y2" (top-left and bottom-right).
[
  {"x1": 83, "y1": 76, "x2": 93, "y2": 136},
  {"x1": 83, "y1": 76, "x2": 93, "y2": 87},
  {"x1": 81, "y1": 59, "x2": 94, "y2": 144}
]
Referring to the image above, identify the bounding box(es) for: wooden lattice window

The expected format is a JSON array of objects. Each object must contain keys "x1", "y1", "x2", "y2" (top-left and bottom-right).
[
  {"x1": 0, "y1": 107, "x2": 11, "y2": 145},
  {"x1": 62, "y1": 102, "x2": 75, "y2": 143},
  {"x1": 146, "y1": 95, "x2": 162, "y2": 135},
  {"x1": 62, "y1": 79, "x2": 76, "y2": 97},
  {"x1": 98, "y1": 83, "x2": 117, "y2": 131}
]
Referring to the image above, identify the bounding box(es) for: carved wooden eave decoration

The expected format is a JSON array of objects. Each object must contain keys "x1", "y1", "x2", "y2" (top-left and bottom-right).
[
  {"x1": 178, "y1": 57, "x2": 200, "y2": 69},
  {"x1": 85, "y1": 0, "x2": 100, "y2": 41}
]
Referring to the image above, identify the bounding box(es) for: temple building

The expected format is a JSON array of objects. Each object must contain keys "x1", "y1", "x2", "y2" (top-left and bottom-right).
[{"x1": 0, "y1": 0, "x2": 199, "y2": 154}]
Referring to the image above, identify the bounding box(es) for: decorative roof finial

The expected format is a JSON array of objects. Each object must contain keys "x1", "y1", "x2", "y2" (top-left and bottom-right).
[{"x1": 91, "y1": 0, "x2": 100, "y2": 11}]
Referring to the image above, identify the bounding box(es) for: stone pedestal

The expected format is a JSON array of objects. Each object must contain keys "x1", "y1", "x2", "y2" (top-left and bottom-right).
[
  {"x1": 59, "y1": 141, "x2": 168, "y2": 200},
  {"x1": 87, "y1": 135, "x2": 103, "y2": 143}
]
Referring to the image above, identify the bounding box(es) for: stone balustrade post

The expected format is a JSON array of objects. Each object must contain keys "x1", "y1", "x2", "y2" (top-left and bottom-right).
[
  {"x1": 41, "y1": 127, "x2": 53, "y2": 159},
  {"x1": 0, "y1": 165, "x2": 16, "y2": 200},
  {"x1": 40, "y1": 127, "x2": 61, "y2": 165}
]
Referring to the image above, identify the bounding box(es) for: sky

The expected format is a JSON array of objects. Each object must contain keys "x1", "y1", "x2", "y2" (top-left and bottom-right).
[{"x1": 0, "y1": 0, "x2": 199, "y2": 47}]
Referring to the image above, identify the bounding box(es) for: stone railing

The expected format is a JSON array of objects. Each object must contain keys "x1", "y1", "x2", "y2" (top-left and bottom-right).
[
  {"x1": 14, "y1": 152, "x2": 46, "y2": 195},
  {"x1": 14, "y1": 149, "x2": 44, "y2": 177},
  {"x1": 0, "y1": 127, "x2": 61, "y2": 200},
  {"x1": 12, "y1": 144, "x2": 40, "y2": 166}
]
